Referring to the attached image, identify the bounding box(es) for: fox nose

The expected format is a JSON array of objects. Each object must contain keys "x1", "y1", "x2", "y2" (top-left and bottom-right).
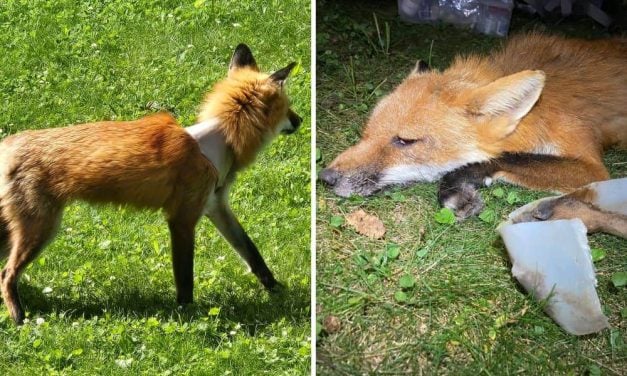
[
  {"x1": 319, "y1": 168, "x2": 341, "y2": 186},
  {"x1": 288, "y1": 109, "x2": 302, "y2": 131},
  {"x1": 291, "y1": 114, "x2": 303, "y2": 130}
]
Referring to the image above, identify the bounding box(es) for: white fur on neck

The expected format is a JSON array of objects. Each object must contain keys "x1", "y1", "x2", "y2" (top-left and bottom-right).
[
  {"x1": 378, "y1": 161, "x2": 463, "y2": 185},
  {"x1": 378, "y1": 152, "x2": 490, "y2": 186},
  {"x1": 185, "y1": 118, "x2": 233, "y2": 188}
]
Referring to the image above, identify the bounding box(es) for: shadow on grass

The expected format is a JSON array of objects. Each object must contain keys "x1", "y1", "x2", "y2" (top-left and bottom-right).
[{"x1": 18, "y1": 281, "x2": 309, "y2": 333}]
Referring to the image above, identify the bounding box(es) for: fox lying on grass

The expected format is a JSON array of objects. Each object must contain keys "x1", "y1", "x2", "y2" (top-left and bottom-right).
[
  {"x1": 0, "y1": 44, "x2": 302, "y2": 324},
  {"x1": 320, "y1": 33, "x2": 626, "y2": 219}
]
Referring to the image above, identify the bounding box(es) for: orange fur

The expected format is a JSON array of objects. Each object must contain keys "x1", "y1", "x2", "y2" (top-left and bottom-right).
[
  {"x1": 198, "y1": 69, "x2": 291, "y2": 167},
  {"x1": 324, "y1": 33, "x2": 626, "y2": 196},
  {"x1": 0, "y1": 44, "x2": 300, "y2": 324},
  {"x1": 0, "y1": 113, "x2": 216, "y2": 322},
  {"x1": 512, "y1": 191, "x2": 627, "y2": 238},
  {"x1": 1, "y1": 113, "x2": 214, "y2": 215}
]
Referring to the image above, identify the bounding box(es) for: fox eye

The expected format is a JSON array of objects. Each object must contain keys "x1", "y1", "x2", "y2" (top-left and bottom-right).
[{"x1": 392, "y1": 136, "x2": 421, "y2": 147}]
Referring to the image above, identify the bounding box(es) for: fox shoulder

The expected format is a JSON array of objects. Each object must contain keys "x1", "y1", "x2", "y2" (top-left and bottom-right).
[{"x1": 129, "y1": 113, "x2": 204, "y2": 162}]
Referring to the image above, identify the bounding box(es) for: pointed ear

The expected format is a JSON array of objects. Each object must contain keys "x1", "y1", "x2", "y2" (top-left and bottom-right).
[
  {"x1": 410, "y1": 60, "x2": 430, "y2": 75},
  {"x1": 467, "y1": 70, "x2": 545, "y2": 137},
  {"x1": 269, "y1": 62, "x2": 297, "y2": 86},
  {"x1": 229, "y1": 44, "x2": 258, "y2": 75}
]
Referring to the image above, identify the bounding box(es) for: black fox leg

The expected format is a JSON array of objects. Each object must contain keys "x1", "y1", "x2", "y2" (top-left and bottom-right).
[
  {"x1": 0, "y1": 214, "x2": 9, "y2": 259},
  {"x1": 206, "y1": 199, "x2": 278, "y2": 290},
  {"x1": 168, "y1": 220, "x2": 196, "y2": 305},
  {"x1": 438, "y1": 161, "x2": 498, "y2": 219},
  {"x1": 437, "y1": 153, "x2": 605, "y2": 220}
]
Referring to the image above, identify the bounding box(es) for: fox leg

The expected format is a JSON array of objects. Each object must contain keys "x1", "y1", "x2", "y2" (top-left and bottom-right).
[
  {"x1": 491, "y1": 154, "x2": 610, "y2": 192},
  {"x1": 439, "y1": 154, "x2": 610, "y2": 219},
  {"x1": 167, "y1": 207, "x2": 203, "y2": 305},
  {"x1": 512, "y1": 193, "x2": 627, "y2": 238},
  {"x1": 0, "y1": 214, "x2": 9, "y2": 259},
  {"x1": 206, "y1": 191, "x2": 278, "y2": 290},
  {"x1": 1, "y1": 204, "x2": 62, "y2": 324},
  {"x1": 438, "y1": 161, "x2": 496, "y2": 219}
]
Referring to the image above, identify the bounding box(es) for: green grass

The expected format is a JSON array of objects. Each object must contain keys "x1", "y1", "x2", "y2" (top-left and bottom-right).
[
  {"x1": 0, "y1": 1, "x2": 310, "y2": 374},
  {"x1": 316, "y1": 1, "x2": 626, "y2": 374}
]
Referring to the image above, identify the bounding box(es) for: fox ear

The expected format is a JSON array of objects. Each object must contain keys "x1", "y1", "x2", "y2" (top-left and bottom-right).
[
  {"x1": 410, "y1": 60, "x2": 430, "y2": 75},
  {"x1": 229, "y1": 44, "x2": 258, "y2": 75},
  {"x1": 468, "y1": 70, "x2": 545, "y2": 137},
  {"x1": 269, "y1": 62, "x2": 297, "y2": 86}
]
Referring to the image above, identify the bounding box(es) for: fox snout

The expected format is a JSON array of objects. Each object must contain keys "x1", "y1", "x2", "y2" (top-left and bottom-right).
[
  {"x1": 320, "y1": 140, "x2": 387, "y2": 197},
  {"x1": 319, "y1": 166, "x2": 381, "y2": 197},
  {"x1": 283, "y1": 108, "x2": 303, "y2": 135},
  {"x1": 319, "y1": 168, "x2": 341, "y2": 186}
]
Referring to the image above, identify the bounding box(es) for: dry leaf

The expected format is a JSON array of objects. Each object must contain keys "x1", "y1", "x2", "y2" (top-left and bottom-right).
[
  {"x1": 318, "y1": 197, "x2": 327, "y2": 211},
  {"x1": 419, "y1": 322, "x2": 429, "y2": 335},
  {"x1": 345, "y1": 209, "x2": 386, "y2": 239},
  {"x1": 323, "y1": 315, "x2": 341, "y2": 334}
]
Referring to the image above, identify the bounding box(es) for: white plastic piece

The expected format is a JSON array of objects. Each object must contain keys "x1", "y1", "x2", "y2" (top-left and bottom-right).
[
  {"x1": 498, "y1": 219, "x2": 609, "y2": 335},
  {"x1": 585, "y1": 178, "x2": 627, "y2": 215}
]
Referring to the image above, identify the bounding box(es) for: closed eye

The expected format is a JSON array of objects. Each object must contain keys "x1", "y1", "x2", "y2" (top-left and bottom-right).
[{"x1": 392, "y1": 136, "x2": 422, "y2": 147}]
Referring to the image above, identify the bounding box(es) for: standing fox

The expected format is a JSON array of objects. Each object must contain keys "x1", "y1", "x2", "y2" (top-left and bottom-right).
[
  {"x1": 320, "y1": 33, "x2": 627, "y2": 218},
  {"x1": 0, "y1": 44, "x2": 302, "y2": 324}
]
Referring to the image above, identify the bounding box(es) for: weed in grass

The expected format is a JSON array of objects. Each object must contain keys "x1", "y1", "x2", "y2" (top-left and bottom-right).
[
  {"x1": 370, "y1": 13, "x2": 391, "y2": 56},
  {"x1": 434, "y1": 208, "x2": 456, "y2": 224}
]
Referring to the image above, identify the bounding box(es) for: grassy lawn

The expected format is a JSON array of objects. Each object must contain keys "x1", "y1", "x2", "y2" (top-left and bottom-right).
[
  {"x1": 316, "y1": 1, "x2": 626, "y2": 374},
  {"x1": 0, "y1": 0, "x2": 310, "y2": 374}
]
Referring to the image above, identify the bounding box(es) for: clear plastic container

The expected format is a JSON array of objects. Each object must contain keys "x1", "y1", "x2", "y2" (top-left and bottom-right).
[
  {"x1": 398, "y1": 0, "x2": 438, "y2": 22},
  {"x1": 398, "y1": 0, "x2": 514, "y2": 37},
  {"x1": 474, "y1": 0, "x2": 514, "y2": 37}
]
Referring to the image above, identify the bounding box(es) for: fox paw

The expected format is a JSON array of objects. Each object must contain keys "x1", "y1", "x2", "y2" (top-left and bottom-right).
[
  {"x1": 257, "y1": 272, "x2": 283, "y2": 293},
  {"x1": 530, "y1": 198, "x2": 560, "y2": 221},
  {"x1": 512, "y1": 196, "x2": 599, "y2": 229},
  {"x1": 267, "y1": 281, "x2": 287, "y2": 295},
  {"x1": 439, "y1": 183, "x2": 485, "y2": 220}
]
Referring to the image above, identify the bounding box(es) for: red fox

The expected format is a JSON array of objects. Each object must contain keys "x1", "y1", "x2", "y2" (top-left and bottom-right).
[
  {"x1": 320, "y1": 33, "x2": 627, "y2": 218},
  {"x1": 0, "y1": 44, "x2": 302, "y2": 324}
]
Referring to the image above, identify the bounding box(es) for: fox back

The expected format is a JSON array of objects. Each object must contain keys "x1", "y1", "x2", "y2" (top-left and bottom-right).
[{"x1": 0, "y1": 113, "x2": 213, "y2": 213}]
